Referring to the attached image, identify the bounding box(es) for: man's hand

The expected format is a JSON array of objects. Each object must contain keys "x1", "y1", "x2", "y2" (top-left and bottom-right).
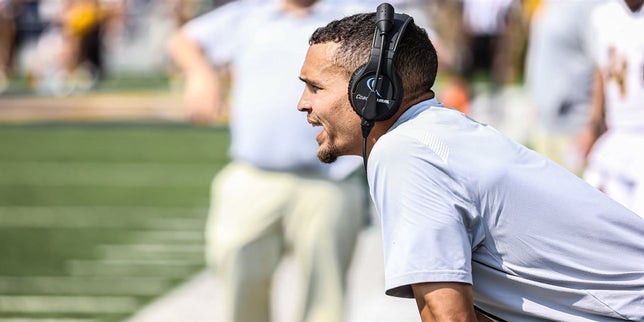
[{"x1": 182, "y1": 69, "x2": 221, "y2": 125}]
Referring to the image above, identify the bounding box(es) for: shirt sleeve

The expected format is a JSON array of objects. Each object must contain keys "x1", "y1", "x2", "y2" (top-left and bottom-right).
[
  {"x1": 182, "y1": 1, "x2": 247, "y2": 65},
  {"x1": 369, "y1": 132, "x2": 474, "y2": 298}
]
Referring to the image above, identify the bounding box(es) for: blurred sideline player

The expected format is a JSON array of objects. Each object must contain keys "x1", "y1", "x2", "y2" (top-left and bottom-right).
[
  {"x1": 167, "y1": 1, "x2": 369, "y2": 321},
  {"x1": 525, "y1": 0, "x2": 604, "y2": 174},
  {"x1": 578, "y1": 0, "x2": 644, "y2": 216}
]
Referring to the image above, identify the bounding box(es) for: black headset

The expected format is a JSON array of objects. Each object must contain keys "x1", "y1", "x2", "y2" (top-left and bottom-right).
[{"x1": 348, "y1": 3, "x2": 413, "y2": 170}]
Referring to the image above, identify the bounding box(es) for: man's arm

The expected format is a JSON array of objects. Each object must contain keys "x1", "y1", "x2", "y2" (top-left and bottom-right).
[
  {"x1": 412, "y1": 282, "x2": 492, "y2": 322},
  {"x1": 166, "y1": 30, "x2": 224, "y2": 125},
  {"x1": 576, "y1": 67, "x2": 606, "y2": 160}
]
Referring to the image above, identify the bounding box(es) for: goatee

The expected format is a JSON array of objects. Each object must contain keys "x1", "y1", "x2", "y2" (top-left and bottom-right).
[{"x1": 317, "y1": 145, "x2": 340, "y2": 164}]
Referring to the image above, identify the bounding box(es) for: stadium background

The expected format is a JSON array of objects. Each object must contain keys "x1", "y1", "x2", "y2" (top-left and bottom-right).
[{"x1": 0, "y1": 0, "x2": 536, "y2": 321}]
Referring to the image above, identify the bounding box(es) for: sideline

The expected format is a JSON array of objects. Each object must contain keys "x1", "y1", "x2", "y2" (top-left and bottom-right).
[
  {"x1": 0, "y1": 91, "x2": 184, "y2": 123},
  {"x1": 127, "y1": 227, "x2": 418, "y2": 322}
]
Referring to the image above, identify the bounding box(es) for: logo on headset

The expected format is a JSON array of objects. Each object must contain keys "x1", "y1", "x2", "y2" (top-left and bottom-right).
[
  {"x1": 367, "y1": 77, "x2": 383, "y2": 98},
  {"x1": 360, "y1": 77, "x2": 390, "y2": 104}
]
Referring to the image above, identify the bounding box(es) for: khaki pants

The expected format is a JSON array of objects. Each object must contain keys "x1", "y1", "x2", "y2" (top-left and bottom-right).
[{"x1": 205, "y1": 162, "x2": 368, "y2": 322}]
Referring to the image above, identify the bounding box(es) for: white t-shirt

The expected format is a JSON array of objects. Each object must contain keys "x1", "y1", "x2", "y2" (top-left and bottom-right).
[
  {"x1": 184, "y1": 0, "x2": 360, "y2": 178},
  {"x1": 524, "y1": 0, "x2": 603, "y2": 134},
  {"x1": 368, "y1": 99, "x2": 644, "y2": 320},
  {"x1": 584, "y1": 0, "x2": 644, "y2": 214},
  {"x1": 589, "y1": 0, "x2": 644, "y2": 132}
]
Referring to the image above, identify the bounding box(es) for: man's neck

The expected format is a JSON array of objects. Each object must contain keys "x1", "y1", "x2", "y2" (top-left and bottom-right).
[
  {"x1": 281, "y1": 0, "x2": 317, "y2": 17},
  {"x1": 364, "y1": 91, "x2": 436, "y2": 158},
  {"x1": 625, "y1": 0, "x2": 644, "y2": 12}
]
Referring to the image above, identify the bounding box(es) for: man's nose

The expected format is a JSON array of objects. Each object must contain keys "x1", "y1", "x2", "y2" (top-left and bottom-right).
[{"x1": 297, "y1": 97, "x2": 311, "y2": 112}]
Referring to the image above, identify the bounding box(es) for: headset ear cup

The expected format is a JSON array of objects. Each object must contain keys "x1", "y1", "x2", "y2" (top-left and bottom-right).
[
  {"x1": 348, "y1": 64, "x2": 367, "y2": 116},
  {"x1": 374, "y1": 74, "x2": 402, "y2": 121},
  {"x1": 349, "y1": 64, "x2": 402, "y2": 121}
]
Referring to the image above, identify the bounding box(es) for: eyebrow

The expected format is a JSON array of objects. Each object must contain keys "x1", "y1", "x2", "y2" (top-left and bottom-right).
[{"x1": 298, "y1": 76, "x2": 322, "y2": 88}]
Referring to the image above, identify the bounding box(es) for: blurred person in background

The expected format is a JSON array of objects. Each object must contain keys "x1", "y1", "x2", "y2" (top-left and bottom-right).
[
  {"x1": 27, "y1": 0, "x2": 114, "y2": 95},
  {"x1": 55, "y1": 0, "x2": 107, "y2": 90},
  {"x1": 386, "y1": 0, "x2": 465, "y2": 114},
  {"x1": 169, "y1": 0, "x2": 205, "y2": 27},
  {"x1": 525, "y1": 0, "x2": 604, "y2": 175},
  {"x1": 425, "y1": 0, "x2": 471, "y2": 115},
  {"x1": 166, "y1": 0, "x2": 369, "y2": 321},
  {"x1": 432, "y1": 0, "x2": 527, "y2": 118},
  {"x1": 460, "y1": 0, "x2": 515, "y2": 90},
  {"x1": 578, "y1": 0, "x2": 644, "y2": 217},
  {"x1": 61, "y1": 0, "x2": 105, "y2": 80},
  {"x1": 0, "y1": 0, "x2": 16, "y2": 92},
  {"x1": 0, "y1": 0, "x2": 48, "y2": 92}
]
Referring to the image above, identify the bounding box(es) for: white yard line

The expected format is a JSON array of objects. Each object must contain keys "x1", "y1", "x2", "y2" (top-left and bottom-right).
[
  {"x1": 98, "y1": 243, "x2": 203, "y2": 262},
  {"x1": 0, "y1": 295, "x2": 140, "y2": 314},
  {"x1": 122, "y1": 230, "x2": 204, "y2": 243},
  {"x1": 0, "y1": 161, "x2": 214, "y2": 188},
  {"x1": 0, "y1": 318, "x2": 98, "y2": 322},
  {"x1": 0, "y1": 206, "x2": 205, "y2": 229},
  {"x1": 0, "y1": 276, "x2": 174, "y2": 296},
  {"x1": 66, "y1": 259, "x2": 201, "y2": 278}
]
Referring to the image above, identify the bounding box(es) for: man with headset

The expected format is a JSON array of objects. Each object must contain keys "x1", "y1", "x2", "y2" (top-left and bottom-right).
[{"x1": 297, "y1": 4, "x2": 644, "y2": 320}]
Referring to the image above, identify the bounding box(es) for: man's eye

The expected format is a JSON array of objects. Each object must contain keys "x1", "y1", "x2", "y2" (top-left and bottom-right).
[{"x1": 308, "y1": 84, "x2": 321, "y2": 93}]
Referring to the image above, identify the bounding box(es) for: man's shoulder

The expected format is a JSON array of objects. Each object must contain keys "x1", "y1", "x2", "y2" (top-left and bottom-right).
[
  {"x1": 372, "y1": 115, "x2": 452, "y2": 169},
  {"x1": 387, "y1": 106, "x2": 469, "y2": 141}
]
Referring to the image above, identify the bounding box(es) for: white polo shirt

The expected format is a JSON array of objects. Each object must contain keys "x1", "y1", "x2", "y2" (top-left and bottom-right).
[
  {"x1": 368, "y1": 99, "x2": 644, "y2": 321},
  {"x1": 184, "y1": 0, "x2": 360, "y2": 178}
]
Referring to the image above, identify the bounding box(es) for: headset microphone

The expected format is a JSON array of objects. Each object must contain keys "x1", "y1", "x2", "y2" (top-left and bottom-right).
[
  {"x1": 360, "y1": 3, "x2": 394, "y2": 133},
  {"x1": 376, "y1": 3, "x2": 394, "y2": 33}
]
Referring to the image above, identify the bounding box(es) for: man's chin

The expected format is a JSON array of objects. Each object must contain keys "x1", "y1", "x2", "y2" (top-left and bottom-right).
[
  {"x1": 318, "y1": 152, "x2": 338, "y2": 164},
  {"x1": 317, "y1": 146, "x2": 340, "y2": 164}
]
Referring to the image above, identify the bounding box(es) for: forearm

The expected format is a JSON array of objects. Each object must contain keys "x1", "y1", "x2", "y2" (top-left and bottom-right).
[
  {"x1": 167, "y1": 31, "x2": 224, "y2": 123},
  {"x1": 577, "y1": 68, "x2": 606, "y2": 159},
  {"x1": 587, "y1": 69, "x2": 607, "y2": 140},
  {"x1": 413, "y1": 282, "x2": 478, "y2": 322}
]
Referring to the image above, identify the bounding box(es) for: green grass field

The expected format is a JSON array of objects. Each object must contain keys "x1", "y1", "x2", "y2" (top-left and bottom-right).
[{"x1": 0, "y1": 123, "x2": 230, "y2": 321}]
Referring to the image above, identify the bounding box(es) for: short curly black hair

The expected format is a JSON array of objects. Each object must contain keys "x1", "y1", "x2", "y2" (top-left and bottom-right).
[{"x1": 310, "y1": 12, "x2": 438, "y2": 96}]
